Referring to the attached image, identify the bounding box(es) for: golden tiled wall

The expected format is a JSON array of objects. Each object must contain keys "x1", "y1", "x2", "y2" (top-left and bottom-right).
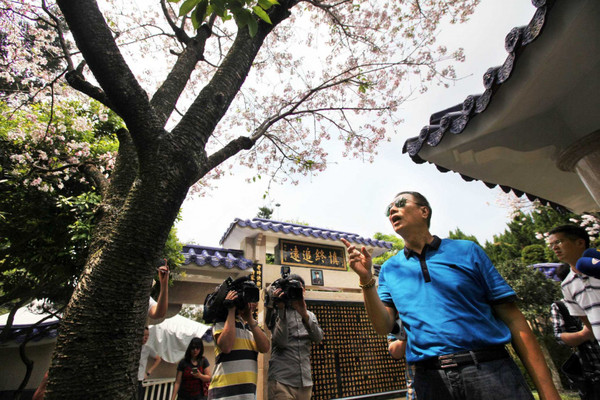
[{"x1": 308, "y1": 301, "x2": 406, "y2": 399}]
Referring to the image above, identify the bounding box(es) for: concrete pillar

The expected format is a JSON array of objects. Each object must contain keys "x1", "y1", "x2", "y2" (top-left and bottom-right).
[{"x1": 558, "y1": 130, "x2": 600, "y2": 209}]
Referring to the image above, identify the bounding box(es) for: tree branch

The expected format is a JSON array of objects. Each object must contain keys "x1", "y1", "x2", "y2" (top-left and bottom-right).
[
  {"x1": 173, "y1": 1, "x2": 299, "y2": 149},
  {"x1": 79, "y1": 163, "x2": 109, "y2": 194},
  {"x1": 205, "y1": 136, "x2": 254, "y2": 172},
  {"x1": 160, "y1": 0, "x2": 190, "y2": 44},
  {"x1": 150, "y1": 24, "x2": 212, "y2": 126},
  {"x1": 56, "y1": 0, "x2": 160, "y2": 149},
  {"x1": 65, "y1": 68, "x2": 118, "y2": 115},
  {"x1": 41, "y1": 0, "x2": 74, "y2": 71}
]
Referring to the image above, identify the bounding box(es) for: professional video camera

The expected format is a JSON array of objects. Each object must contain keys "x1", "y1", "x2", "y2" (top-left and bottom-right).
[
  {"x1": 203, "y1": 275, "x2": 260, "y2": 323},
  {"x1": 265, "y1": 267, "x2": 306, "y2": 329},
  {"x1": 270, "y1": 266, "x2": 305, "y2": 303}
]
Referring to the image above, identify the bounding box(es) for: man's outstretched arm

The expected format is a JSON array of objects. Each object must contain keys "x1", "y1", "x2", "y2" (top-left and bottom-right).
[{"x1": 342, "y1": 238, "x2": 395, "y2": 335}]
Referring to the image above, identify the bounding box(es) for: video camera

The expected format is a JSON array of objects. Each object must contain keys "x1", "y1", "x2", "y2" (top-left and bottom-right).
[
  {"x1": 270, "y1": 266, "x2": 305, "y2": 304},
  {"x1": 265, "y1": 267, "x2": 306, "y2": 330},
  {"x1": 203, "y1": 275, "x2": 260, "y2": 323}
]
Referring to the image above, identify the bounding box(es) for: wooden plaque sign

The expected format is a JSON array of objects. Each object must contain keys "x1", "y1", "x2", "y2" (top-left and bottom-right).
[{"x1": 277, "y1": 239, "x2": 347, "y2": 270}]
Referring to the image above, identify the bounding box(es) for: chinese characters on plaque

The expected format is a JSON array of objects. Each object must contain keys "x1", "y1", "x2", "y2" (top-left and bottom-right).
[{"x1": 278, "y1": 239, "x2": 346, "y2": 271}]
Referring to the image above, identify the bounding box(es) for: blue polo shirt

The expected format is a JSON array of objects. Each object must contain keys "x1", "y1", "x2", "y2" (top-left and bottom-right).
[{"x1": 378, "y1": 237, "x2": 516, "y2": 363}]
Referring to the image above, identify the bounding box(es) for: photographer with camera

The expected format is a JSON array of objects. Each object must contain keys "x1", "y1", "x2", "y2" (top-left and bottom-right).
[
  {"x1": 207, "y1": 276, "x2": 269, "y2": 400},
  {"x1": 266, "y1": 273, "x2": 323, "y2": 400}
]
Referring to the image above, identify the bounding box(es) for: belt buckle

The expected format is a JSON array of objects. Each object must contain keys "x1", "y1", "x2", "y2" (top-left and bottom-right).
[{"x1": 438, "y1": 354, "x2": 458, "y2": 369}]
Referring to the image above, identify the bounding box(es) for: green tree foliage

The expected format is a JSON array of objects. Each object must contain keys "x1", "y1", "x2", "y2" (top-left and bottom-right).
[
  {"x1": 0, "y1": 101, "x2": 119, "y2": 314},
  {"x1": 0, "y1": 101, "x2": 183, "y2": 321},
  {"x1": 372, "y1": 232, "x2": 404, "y2": 266},
  {"x1": 521, "y1": 244, "x2": 546, "y2": 266},
  {"x1": 447, "y1": 227, "x2": 480, "y2": 246},
  {"x1": 483, "y1": 204, "x2": 588, "y2": 266},
  {"x1": 495, "y1": 259, "x2": 561, "y2": 332},
  {"x1": 256, "y1": 206, "x2": 273, "y2": 219}
]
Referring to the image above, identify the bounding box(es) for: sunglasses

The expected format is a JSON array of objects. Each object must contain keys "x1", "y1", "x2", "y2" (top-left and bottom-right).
[
  {"x1": 547, "y1": 239, "x2": 563, "y2": 249},
  {"x1": 385, "y1": 198, "x2": 425, "y2": 217}
]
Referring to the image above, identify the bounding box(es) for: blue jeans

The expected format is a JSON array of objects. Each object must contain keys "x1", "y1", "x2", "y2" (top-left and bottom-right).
[{"x1": 413, "y1": 357, "x2": 533, "y2": 400}]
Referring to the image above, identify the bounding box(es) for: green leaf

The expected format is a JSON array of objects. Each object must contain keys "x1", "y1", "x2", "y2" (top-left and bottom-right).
[
  {"x1": 228, "y1": 0, "x2": 245, "y2": 7},
  {"x1": 179, "y1": 0, "x2": 201, "y2": 16},
  {"x1": 233, "y1": 8, "x2": 251, "y2": 28},
  {"x1": 191, "y1": 0, "x2": 208, "y2": 29},
  {"x1": 247, "y1": 16, "x2": 258, "y2": 37},
  {"x1": 257, "y1": 0, "x2": 279, "y2": 9},
  {"x1": 197, "y1": 0, "x2": 208, "y2": 19},
  {"x1": 252, "y1": 5, "x2": 271, "y2": 24},
  {"x1": 212, "y1": 0, "x2": 227, "y2": 17},
  {"x1": 191, "y1": 8, "x2": 200, "y2": 29},
  {"x1": 168, "y1": 0, "x2": 181, "y2": 3}
]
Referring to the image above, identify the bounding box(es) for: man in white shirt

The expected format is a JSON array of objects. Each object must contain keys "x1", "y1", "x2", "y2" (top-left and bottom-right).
[{"x1": 548, "y1": 225, "x2": 599, "y2": 343}]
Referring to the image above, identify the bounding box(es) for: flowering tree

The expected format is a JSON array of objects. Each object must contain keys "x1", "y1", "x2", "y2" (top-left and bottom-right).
[
  {"x1": 0, "y1": 101, "x2": 117, "y2": 321},
  {"x1": 2, "y1": 0, "x2": 480, "y2": 397},
  {"x1": 0, "y1": 101, "x2": 183, "y2": 342}
]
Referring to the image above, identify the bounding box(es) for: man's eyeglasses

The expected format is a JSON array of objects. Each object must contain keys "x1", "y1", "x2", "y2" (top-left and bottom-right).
[
  {"x1": 548, "y1": 239, "x2": 563, "y2": 249},
  {"x1": 385, "y1": 198, "x2": 424, "y2": 217}
]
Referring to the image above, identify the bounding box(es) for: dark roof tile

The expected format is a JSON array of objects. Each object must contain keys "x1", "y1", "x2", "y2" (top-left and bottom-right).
[
  {"x1": 182, "y1": 245, "x2": 254, "y2": 270},
  {"x1": 219, "y1": 218, "x2": 394, "y2": 249},
  {"x1": 402, "y1": 0, "x2": 565, "y2": 208}
]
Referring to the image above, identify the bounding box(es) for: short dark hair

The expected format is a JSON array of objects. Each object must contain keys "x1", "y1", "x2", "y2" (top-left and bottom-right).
[
  {"x1": 548, "y1": 225, "x2": 590, "y2": 248},
  {"x1": 289, "y1": 274, "x2": 305, "y2": 288},
  {"x1": 397, "y1": 191, "x2": 432, "y2": 228},
  {"x1": 184, "y1": 337, "x2": 204, "y2": 362},
  {"x1": 555, "y1": 264, "x2": 571, "y2": 282}
]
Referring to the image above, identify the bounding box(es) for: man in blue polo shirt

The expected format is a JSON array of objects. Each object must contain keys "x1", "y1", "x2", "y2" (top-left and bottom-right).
[{"x1": 342, "y1": 191, "x2": 559, "y2": 400}]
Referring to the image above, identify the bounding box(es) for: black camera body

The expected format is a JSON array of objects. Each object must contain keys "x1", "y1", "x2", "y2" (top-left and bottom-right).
[
  {"x1": 271, "y1": 276, "x2": 304, "y2": 303},
  {"x1": 203, "y1": 276, "x2": 259, "y2": 323},
  {"x1": 225, "y1": 278, "x2": 260, "y2": 309},
  {"x1": 265, "y1": 269, "x2": 306, "y2": 330}
]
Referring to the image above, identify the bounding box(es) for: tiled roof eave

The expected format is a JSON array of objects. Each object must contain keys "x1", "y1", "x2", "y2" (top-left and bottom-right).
[
  {"x1": 405, "y1": 154, "x2": 570, "y2": 213},
  {"x1": 182, "y1": 245, "x2": 254, "y2": 270},
  {"x1": 402, "y1": 1, "x2": 571, "y2": 210},
  {"x1": 219, "y1": 218, "x2": 394, "y2": 250}
]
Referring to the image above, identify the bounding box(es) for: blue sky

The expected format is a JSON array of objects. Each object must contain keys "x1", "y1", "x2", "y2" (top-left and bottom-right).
[{"x1": 176, "y1": 0, "x2": 536, "y2": 247}]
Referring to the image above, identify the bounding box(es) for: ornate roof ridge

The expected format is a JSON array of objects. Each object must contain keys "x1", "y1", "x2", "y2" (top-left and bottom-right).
[
  {"x1": 182, "y1": 245, "x2": 254, "y2": 270},
  {"x1": 219, "y1": 218, "x2": 394, "y2": 249},
  {"x1": 402, "y1": 0, "x2": 568, "y2": 211}
]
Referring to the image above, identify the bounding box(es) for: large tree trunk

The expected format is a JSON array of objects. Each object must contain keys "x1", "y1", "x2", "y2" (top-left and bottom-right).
[
  {"x1": 46, "y1": 136, "x2": 193, "y2": 399},
  {"x1": 46, "y1": 0, "x2": 295, "y2": 397}
]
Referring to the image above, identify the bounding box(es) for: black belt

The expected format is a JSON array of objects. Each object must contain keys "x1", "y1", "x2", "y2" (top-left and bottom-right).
[{"x1": 414, "y1": 345, "x2": 509, "y2": 370}]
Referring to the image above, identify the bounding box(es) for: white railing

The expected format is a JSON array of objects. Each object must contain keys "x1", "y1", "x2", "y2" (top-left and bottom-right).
[{"x1": 141, "y1": 378, "x2": 176, "y2": 400}]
